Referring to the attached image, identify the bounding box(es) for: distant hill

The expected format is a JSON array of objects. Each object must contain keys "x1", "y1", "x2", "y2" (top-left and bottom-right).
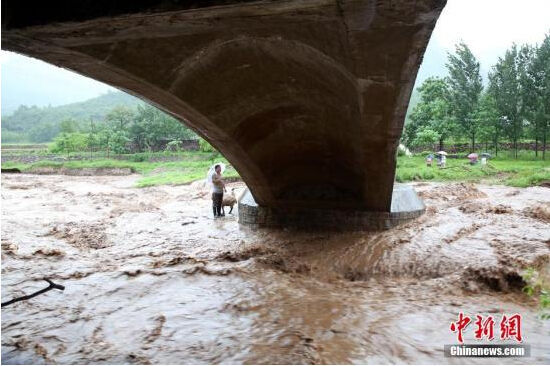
[
  {"x1": 404, "y1": 88, "x2": 420, "y2": 126},
  {"x1": 404, "y1": 39, "x2": 449, "y2": 128},
  {"x1": 1, "y1": 84, "x2": 424, "y2": 144},
  {"x1": 415, "y1": 38, "x2": 450, "y2": 86},
  {"x1": 1, "y1": 91, "x2": 142, "y2": 142}
]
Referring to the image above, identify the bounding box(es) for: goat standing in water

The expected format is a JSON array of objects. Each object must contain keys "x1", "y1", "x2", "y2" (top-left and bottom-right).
[{"x1": 221, "y1": 188, "x2": 237, "y2": 215}]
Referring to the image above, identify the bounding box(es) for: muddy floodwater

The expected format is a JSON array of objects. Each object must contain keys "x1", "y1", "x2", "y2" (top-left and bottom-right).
[{"x1": 1, "y1": 173, "x2": 550, "y2": 364}]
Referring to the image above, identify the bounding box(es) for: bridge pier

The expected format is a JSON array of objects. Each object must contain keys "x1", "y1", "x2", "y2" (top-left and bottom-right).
[{"x1": 238, "y1": 184, "x2": 425, "y2": 230}]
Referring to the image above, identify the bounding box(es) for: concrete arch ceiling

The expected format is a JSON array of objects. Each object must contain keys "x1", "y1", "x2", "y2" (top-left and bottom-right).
[{"x1": 2, "y1": 0, "x2": 446, "y2": 212}]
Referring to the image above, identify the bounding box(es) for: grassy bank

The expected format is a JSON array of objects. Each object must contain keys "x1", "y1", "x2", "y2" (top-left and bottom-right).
[
  {"x1": 396, "y1": 154, "x2": 550, "y2": 187},
  {"x1": 2, "y1": 150, "x2": 549, "y2": 188},
  {"x1": 1, "y1": 152, "x2": 239, "y2": 187}
]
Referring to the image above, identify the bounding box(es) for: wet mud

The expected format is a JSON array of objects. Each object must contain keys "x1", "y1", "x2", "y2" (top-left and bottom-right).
[{"x1": 1, "y1": 174, "x2": 550, "y2": 364}]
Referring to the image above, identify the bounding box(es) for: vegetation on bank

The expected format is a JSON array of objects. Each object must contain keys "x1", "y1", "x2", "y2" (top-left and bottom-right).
[
  {"x1": 395, "y1": 152, "x2": 550, "y2": 187},
  {"x1": 4, "y1": 36, "x2": 550, "y2": 160},
  {"x1": 2, "y1": 38, "x2": 548, "y2": 196},
  {"x1": 404, "y1": 35, "x2": 550, "y2": 159},
  {"x1": 2, "y1": 149, "x2": 549, "y2": 188},
  {"x1": 1, "y1": 151, "x2": 239, "y2": 188},
  {"x1": 1, "y1": 92, "x2": 141, "y2": 143},
  {"x1": 522, "y1": 267, "x2": 550, "y2": 320}
]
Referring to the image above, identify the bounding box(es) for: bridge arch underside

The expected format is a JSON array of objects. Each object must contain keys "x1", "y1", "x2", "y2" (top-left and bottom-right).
[{"x1": 2, "y1": 0, "x2": 445, "y2": 225}]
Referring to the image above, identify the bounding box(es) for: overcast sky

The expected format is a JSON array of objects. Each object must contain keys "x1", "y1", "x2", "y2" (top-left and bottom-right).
[
  {"x1": 1, "y1": 0, "x2": 549, "y2": 114},
  {"x1": 431, "y1": 0, "x2": 550, "y2": 67}
]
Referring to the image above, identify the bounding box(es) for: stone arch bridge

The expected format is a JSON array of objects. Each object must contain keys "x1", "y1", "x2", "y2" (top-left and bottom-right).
[{"x1": 2, "y1": 0, "x2": 446, "y2": 229}]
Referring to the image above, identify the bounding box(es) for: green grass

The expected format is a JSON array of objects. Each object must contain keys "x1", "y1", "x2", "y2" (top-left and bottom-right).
[
  {"x1": 135, "y1": 166, "x2": 240, "y2": 187},
  {"x1": 134, "y1": 157, "x2": 240, "y2": 187},
  {"x1": 491, "y1": 149, "x2": 550, "y2": 161},
  {"x1": 396, "y1": 154, "x2": 550, "y2": 187},
  {"x1": 1, "y1": 143, "x2": 49, "y2": 149},
  {"x1": 1, "y1": 151, "x2": 239, "y2": 188},
  {"x1": 2, "y1": 159, "x2": 139, "y2": 172},
  {"x1": 3, "y1": 150, "x2": 549, "y2": 188}
]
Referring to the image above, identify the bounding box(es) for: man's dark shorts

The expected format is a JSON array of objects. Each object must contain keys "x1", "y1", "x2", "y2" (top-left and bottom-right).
[{"x1": 212, "y1": 192, "x2": 223, "y2": 208}]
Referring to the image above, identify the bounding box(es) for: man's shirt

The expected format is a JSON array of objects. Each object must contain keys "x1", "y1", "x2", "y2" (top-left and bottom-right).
[{"x1": 212, "y1": 173, "x2": 224, "y2": 193}]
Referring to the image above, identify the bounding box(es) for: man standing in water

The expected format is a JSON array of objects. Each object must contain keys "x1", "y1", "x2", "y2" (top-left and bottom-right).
[{"x1": 211, "y1": 164, "x2": 226, "y2": 218}]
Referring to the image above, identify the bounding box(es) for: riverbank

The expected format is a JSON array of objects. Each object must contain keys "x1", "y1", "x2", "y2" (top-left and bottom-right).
[
  {"x1": 2, "y1": 151, "x2": 549, "y2": 188},
  {"x1": 1, "y1": 152, "x2": 240, "y2": 187},
  {"x1": 396, "y1": 155, "x2": 550, "y2": 187}
]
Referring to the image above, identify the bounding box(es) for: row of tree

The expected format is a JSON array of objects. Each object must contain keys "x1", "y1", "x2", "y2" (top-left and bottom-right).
[
  {"x1": 1, "y1": 91, "x2": 141, "y2": 143},
  {"x1": 403, "y1": 33, "x2": 550, "y2": 158},
  {"x1": 49, "y1": 104, "x2": 197, "y2": 155}
]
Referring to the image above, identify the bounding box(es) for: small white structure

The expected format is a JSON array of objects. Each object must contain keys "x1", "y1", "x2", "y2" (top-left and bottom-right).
[{"x1": 398, "y1": 143, "x2": 413, "y2": 157}]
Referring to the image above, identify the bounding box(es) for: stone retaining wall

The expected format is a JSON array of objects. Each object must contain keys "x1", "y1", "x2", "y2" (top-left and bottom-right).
[{"x1": 238, "y1": 185, "x2": 425, "y2": 231}]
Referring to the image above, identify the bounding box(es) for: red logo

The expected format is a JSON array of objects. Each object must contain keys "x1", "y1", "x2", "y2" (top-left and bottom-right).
[
  {"x1": 500, "y1": 314, "x2": 522, "y2": 342},
  {"x1": 474, "y1": 315, "x2": 495, "y2": 341},
  {"x1": 451, "y1": 313, "x2": 522, "y2": 343},
  {"x1": 450, "y1": 312, "x2": 471, "y2": 343}
]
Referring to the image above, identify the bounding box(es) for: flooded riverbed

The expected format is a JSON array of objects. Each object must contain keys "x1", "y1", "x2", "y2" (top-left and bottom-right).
[{"x1": 1, "y1": 174, "x2": 549, "y2": 364}]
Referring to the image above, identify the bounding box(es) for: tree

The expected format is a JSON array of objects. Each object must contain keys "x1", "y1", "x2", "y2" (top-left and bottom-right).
[
  {"x1": 488, "y1": 44, "x2": 531, "y2": 158},
  {"x1": 28, "y1": 122, "x2": 59, "y2": 142},
  {"x1": 475, "y1": 92, "x2": 501, "y2": 155},
  {"x1": 404, "y1": 77, "x2": 455, "y2": 150},
  {"x1": 518, "y1": 45, "x2": 539, "y2": 154},
  {"x1": 107, "y1": 130, "x2": 130, "y2": 154},
  {"x1": 529, "y1": 33, "x2": 550, "y2": 159},
  {"x1": 129, "y1": 104, "x2": 196, "y2": 151},
  {"x1": 412, "y1": 128, "x2": 440, "y2": 150},
  {"x1": 49, "y1": 132, "x2": 88, "y2": 157},
  {"x1": 100, "y1": 106, "x2": 135, "y2": 154},
  {"x1": 428, "y1": 98, "x2": 455, "y2": 151},
  {"x1": 446, "y1": 42, "x2": 483, "y2": 151},
  {"x1": 105, "y1": 106, "x2": 135, "y2": 132},
  {"x1": 59, "y1": 118, "x2": 79, "y2": 134},
  {"x1": 86, "y1": 119, "x2": 98, "y2": 158},
  {"x1": 97, "y1": 128, "x2": 113, "y2": 158}
]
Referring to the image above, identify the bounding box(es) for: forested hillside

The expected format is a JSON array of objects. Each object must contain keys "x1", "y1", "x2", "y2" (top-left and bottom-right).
[{"x1": 2, "y1": 91, "x2": 141, "y2": 142}]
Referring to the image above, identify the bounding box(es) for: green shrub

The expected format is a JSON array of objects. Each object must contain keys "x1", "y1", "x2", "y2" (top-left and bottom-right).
[
  {"x1": 412, "y1": 129, "x2": 439, "y2": 148},
  {"x1": 198, "y1": 138, "x2": 215, "y2": 152},
  {"x1": 107, "y1": 131, "x2": 130, "y2": 154},
  {"x1": 165, "y1": 140, "x2": 182, "y2": 152},
  {"x1": 522, "y1": 267, "x2": 550, "y2": 320},
  {"x1": 49, "y1": 132, "x2": 88, "y2": 155},
  {"x1": 128, "y1": 154, "x2": 147, "y2": 162}
]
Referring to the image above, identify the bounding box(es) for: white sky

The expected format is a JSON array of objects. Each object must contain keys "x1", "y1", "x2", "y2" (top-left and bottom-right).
[
  {"x1": 431, "y1": 0, "x2": 550, "y2": 65},
  {"x1": 1, "y1": 0, "x2": 549, "y2": 113},
  {"x1": 0, "y1": 51, "x2": 115, "y2": 115}
]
